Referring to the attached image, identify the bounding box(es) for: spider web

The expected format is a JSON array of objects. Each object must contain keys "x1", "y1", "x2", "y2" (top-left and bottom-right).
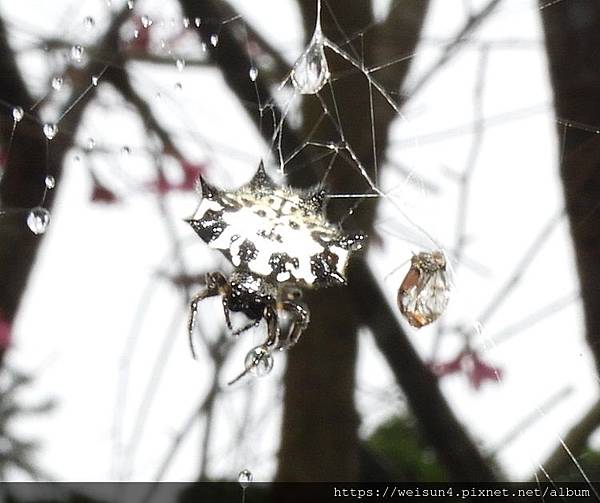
[{"x1": 0, "y1": 0, "x2": 598, "y2": 493}]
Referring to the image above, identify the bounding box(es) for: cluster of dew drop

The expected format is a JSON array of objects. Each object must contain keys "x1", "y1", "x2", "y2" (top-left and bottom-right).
[
  {"x1": 4, "y1": 39, "x2": 85, "y2": 236},
  {"x1": 1, "y1": 105, "x2": 56, "y2": 235},
  {"x1": 1, "y1": 15, "x2": 107, "y2": 237}
]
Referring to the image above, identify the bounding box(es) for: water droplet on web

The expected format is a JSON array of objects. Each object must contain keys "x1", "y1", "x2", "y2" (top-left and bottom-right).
[
  {"x1": 127, "y1": 0, "x2": 134, "y2": 10},
  {"x1": 201, "y1": 42, "x2": 207, "y2": 52},
  {"x1": 141, "y1": 15, "x2": 152, "y2": 28},
  {"x1": 133, "y1": 29, "x2": 140, "y2": 39},
  {"x1": 43, "y1": 123, "x2": 58, "y2": 140},
  {"x1": 86, "y1": 138, "x2": 95, "y2": 151},
  {"x1": 70, "y1": 45, "x2": 84, "y2": 63},
  {"x1": 83, "y1": 16, "x2": 95, "y2": 29},
  {"x1": 121, "y1": 146, "x2": 131, "y2": 156},
  {"x1": 176, "y1": 58, "x2": 185, "y2": 72},
  {"x1": 27, "y1": 207, "x2": 50, "y2": 235},
  {"x1": 182, "y1": 17, "x2": 190, "y2": 28},
  {"x1": 12, "y1": 106, "x2": 24, "y2": 123},
  {"x1": 174, "y1": 82, "x2": 182, "y2": 91},
  {"x1": 238, "y1": 469, "x2": 253, "y2": 488},
  {"x1": 194, "y1": 17, "x2": 201, "y2": 27},
  {"x1": 244, "y1": 346, "x2": 273, "y2": 378},
  {"x1": 91, "y1": 75, "x2": 99, "y2": 86},
  {"x1": 45, "y1": 175, "x2": 56, "y2": 189},
  {"x1": 210, "y1": 33, "x2": 219, "y2": 47},
  {"x1": 249, "y1": 66, "x2": 258, "y2": 82},
  {"x1": 291, "y1": 30, "x2": 329, "y2": 94},
  {"x1": 51, "y1": 76, "x2": 63, "y2": 90}
]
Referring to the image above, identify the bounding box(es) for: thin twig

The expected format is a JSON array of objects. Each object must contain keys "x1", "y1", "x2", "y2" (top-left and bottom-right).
[
  {"x1": 408, "y1": 0, "x2": 503, "y2": 99},
  {"x1": 476, "y1": 210, "x2": 565, "y2": 325}
]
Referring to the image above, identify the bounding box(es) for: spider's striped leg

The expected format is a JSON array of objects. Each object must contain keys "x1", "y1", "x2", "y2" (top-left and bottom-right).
[
  {"x1": 279, "y1": 301, "x2": 310, "y2": 349},
  {"x1": 230, "y1": 318, "x2": 261, "y2": 337},
  {"x1": 263, "y1": 302, "x2": 281, "y2": 348},
  {"x1": 188, "y1": 272, "x2": 229, "y2": 359}
]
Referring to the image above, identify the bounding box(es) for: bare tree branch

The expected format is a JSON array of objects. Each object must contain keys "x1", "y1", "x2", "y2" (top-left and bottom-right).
[{"x1": 408, "y1": 0, "x2": 503, "y2": 98}]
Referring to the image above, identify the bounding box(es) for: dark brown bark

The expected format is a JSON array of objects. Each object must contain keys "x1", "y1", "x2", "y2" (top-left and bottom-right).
[
  {"x1": 541, "y1": 1, "x2": 600, "y2": 371},
  {"x1": 0, "y1": 15, "x2": 51, "y2": 321},
  {"x1": 538, "y1": 0, "x2": 600, "y2": 475}
]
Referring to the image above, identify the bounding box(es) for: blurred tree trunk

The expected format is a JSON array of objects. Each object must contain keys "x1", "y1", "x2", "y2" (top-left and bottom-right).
[
  {"x1": 0, "y1": 16, "x2": 52, "y2": 324},
  {"x1": 540, "y1": 0, "x2": 600, "y2": 474},
  {"x1": 277, "y1": 0, "x2": 430, "y2": 481},
  {"x1": 541, "y1": 1, "x2": 600, "y2": 370}
]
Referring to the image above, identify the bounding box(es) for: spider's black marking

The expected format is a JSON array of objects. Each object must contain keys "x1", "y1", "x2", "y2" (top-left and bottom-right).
[
  {"x1": 311, "y1": 248, "x2": 346, "y2": 286},
  {"x1": 229, "y1": 272, "x2": 274, "y2": 320},
  {"x1": 187, "y1": 209, "x2": 227, "y2": 243},
  {"x1": 258, "y1": 228, "x2": 283, "y2": 243},
  {"x1": 237, "y1": 239, "x2": 258, "y2": 264},
  {"x1": 269, "y1": 252, "x2": 300, "y2": 275}
]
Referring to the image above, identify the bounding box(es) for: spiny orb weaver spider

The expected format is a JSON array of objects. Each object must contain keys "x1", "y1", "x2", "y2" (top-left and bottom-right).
[{"x1": 187, "y1": 162, "x2": 366, "y2": 383}]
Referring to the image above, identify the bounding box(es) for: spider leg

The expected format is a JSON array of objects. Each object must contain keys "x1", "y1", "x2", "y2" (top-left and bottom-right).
[
  {"x1": 227, "y1": 301, "x2": 280, "y2": 386},
  {"x1": 188, "y1": 272, "x2": 229, "y2": 359},
  {"x1": 279, "y1": 301, "x2": 310, "y2": 350},
  {"x1": 263, "y1": 302, "x2": 281, "y2": 348},
  {"x1": 231, "y1": 318, "x2": 261, "y2": 337},
  {"x1": 222, "y1": 297, "x2": 233, "y2": 331}
]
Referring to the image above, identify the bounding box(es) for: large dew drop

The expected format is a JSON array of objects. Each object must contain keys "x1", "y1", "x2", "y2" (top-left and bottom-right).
[
  {"x1": 238, "y1": 469, "x2": 253, "y2": 489},
  {"x1": 27, "y1": 207, "x2": 51, "y2": 235},
  {"x1": 210, "y1": 33, "x2": 219, "y2": 47},
  {"x1": 244, "y1": 346, "x2": 273, "y2": 378},
  {"x1": 291, "y1": 1, "x2": 329, "y2": 95},
  {"x1": 43, "y1": 123, "x2": 58, "y2": 140},
  {"x1": 291, "y1": 28, "x2": 329, "y2": 94}
]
